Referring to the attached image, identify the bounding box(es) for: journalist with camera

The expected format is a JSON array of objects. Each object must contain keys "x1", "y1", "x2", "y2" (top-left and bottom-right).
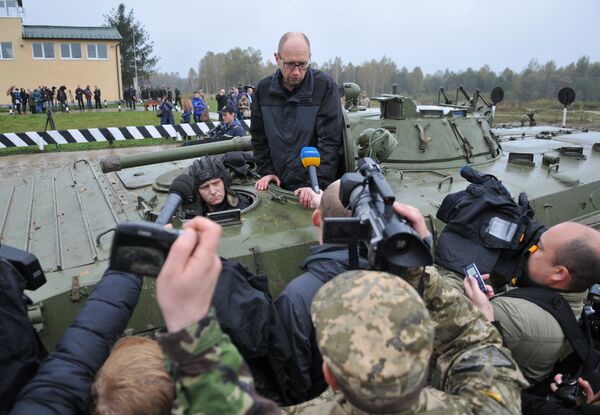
[
  {"x1": 0, "y1": 244, "x2": 47, "y2": 411},
  {"x1": 431, "y1": 166, "x2": 600, "y2": 414}
]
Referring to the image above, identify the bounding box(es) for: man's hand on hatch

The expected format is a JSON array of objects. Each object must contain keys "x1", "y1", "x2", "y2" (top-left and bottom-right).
[{"x1": 255, "y1": 174, "x2": 281, "y2": 190}]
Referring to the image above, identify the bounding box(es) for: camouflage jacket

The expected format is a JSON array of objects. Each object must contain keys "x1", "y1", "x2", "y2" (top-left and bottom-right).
[
  {"x1": 293, "y1": 266, "x2": 527, "y2": 415},
  {"x1": 156, "y1": 311, "x2": 281, "y2": 415}
]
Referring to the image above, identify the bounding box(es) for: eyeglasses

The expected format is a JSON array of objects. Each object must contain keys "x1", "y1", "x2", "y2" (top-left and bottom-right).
[{"x1": 280, "y1": 58, "x2": 311, "y2": 71}]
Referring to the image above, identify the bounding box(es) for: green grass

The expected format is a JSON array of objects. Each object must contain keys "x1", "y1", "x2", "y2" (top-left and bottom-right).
[
  {"x1": 0, "y1": 137, "x2": 178, "y2": 157},
  {"x1": 0, "y1": 97, "x2": 220, "y2": 134},
  {"x1": 0, "y1": 98, "x2": 220, "y2": 156},
  {"x1": 0, "y1": 111, "x2": 190, "y2": 134}
]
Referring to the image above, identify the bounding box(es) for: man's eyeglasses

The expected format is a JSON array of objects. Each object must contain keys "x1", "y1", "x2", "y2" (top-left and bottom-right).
[{"x1": 280, "y1": 59, "x2": 311, "y2": 71}]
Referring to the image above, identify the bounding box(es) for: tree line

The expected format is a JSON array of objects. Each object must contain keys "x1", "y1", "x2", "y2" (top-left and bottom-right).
[
  {"x1": 153, "y1": 52, "x2": 600, "y2": 105},
  {"x1": 104, "y1": 5, "x2": 599, "y2": 104}
]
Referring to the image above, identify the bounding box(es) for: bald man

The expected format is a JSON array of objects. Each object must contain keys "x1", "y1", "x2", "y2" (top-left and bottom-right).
[
  {"x1": 251, "y1": 32, "x2": 344, "y2": 208},
  {"x1": 466, "y1": 222, "x2": 600, "y2": 383}
]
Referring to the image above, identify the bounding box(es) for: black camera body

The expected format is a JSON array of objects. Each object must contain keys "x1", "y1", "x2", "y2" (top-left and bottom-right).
[
  {"x1": 552, "y1": 375, "x2": 585, "y2": 408},
  {"x1": 0, "y1": 244, "x2": 47, "y2": 291},
  {"x1": 584, "y1": 284, "x2": 600, "y2": 340},
  {"x1": 322, "y1": 157, "x2": 432, "y2": 271},
  {"x1": 109, "y1": 221, "x2": 180, "y2": 278}
]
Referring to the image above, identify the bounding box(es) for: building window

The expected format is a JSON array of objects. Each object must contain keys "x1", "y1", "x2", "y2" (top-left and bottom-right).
[
  {"x1": 87, "y1": 43, "x2": 108, "y2": 60},
  {"x1": 0, "y1": 0, "x2": 18, "y2": 17},
  {"x1": 60, "y1": 43, "x2": 82, "y2": 59},
  {"x1": 0, "y1": 42, "x2": 13, "y2": 59},
  {"x1": 32, "y1": 42, "x2": 55, "y2": 59}
]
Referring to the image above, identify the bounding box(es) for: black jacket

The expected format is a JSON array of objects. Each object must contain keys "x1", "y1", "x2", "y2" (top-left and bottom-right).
[
  {"x1": 274, "y1": 244, "x2": 369, "y2": 404},
  {"x1": 250, "y1": 69, "x2": 343, "y2": 191},
  {"x1": 0, "y1": 259, "x2": 44, "y2": 412},
  {"x1": 9, "y1": 270, "x2": 142, "y2": 415},
  {"x1": 216, "y1": 93, "x2": 227, "y2": 111},
  {"x1": 435, "y1": 165, "x2": 547, "y2": 288}
]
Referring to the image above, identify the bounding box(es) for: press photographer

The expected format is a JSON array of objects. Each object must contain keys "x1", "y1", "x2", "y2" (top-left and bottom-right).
[
  {"x1": 432, "y1": 166, "x2": 600, "y2": 414},
  {"x1": 0, "y1": 244, "x2": 47, "y2": 411}
]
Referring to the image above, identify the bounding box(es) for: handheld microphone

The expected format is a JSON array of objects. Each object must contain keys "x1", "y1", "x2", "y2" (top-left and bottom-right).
[
  {"x1": 301, "y1": 147, "x2": 321, "y2": 194},
  {"x1": 155, "y1": 174, "x2": 196, "y2": 225}
]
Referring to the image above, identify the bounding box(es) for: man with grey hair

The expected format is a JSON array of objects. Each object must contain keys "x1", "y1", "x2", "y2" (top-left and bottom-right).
[{"x1": 251, "y1": 32, "x2": 344, "y2": 208}]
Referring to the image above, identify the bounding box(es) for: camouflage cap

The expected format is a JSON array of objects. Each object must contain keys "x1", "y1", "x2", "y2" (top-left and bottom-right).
[{"x1": 311, "y1": 270, "x2": 434, "y2": 410}]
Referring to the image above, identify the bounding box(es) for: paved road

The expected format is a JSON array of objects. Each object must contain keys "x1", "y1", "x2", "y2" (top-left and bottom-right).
[{"x1": 0, "y1": 144, "x2": 175, "y2": 180}]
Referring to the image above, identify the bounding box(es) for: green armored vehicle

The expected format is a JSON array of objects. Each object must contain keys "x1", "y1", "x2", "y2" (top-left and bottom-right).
[{"x1": 1, "y1": 83, "x2": 600, "y2": 349}]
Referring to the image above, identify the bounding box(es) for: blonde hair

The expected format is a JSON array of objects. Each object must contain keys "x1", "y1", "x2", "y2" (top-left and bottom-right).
[
  {"x1": 93, "y1": 336, "x2": 173, "y2": 415},
  {"x1": 319, "y1": 180, "x2": 351, "y2": 219},
  {"x1": 182, "y1": 97, "x2": 193, "y2": 112}
]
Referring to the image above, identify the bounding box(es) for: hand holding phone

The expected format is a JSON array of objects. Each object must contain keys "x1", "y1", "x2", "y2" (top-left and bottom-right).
[{"x1": 464, "y1": 263, "x2": 487, "y2": 293}]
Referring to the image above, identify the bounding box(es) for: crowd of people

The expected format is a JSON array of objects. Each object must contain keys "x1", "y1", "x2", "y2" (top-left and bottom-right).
[
  {"x1": 2, "y1": 31, "x2": 600, "y2": 415},
  {"x1": 153, "y1": 84, "x2": 253, "y2": 131},
  {"x1": 6, "y1": 84, "x2": 103, "y2": 114},
  {"x1": 6, "y1": 82, "x2": 256, "y2": 131}
]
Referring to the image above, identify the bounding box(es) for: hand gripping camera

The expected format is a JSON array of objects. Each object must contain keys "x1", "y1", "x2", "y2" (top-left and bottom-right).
[{"x1": 322, "y1": 157, "x2": 432, "y2": 272}]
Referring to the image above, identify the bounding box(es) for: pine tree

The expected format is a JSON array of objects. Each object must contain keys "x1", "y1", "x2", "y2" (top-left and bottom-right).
[{"x1": 104, "y1": 3, "x2": 158, "y2": 88}]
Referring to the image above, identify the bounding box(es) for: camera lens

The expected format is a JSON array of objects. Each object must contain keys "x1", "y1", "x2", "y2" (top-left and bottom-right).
[{"x1": 394, "y1": 240, "x2": 408, "y2": 251}]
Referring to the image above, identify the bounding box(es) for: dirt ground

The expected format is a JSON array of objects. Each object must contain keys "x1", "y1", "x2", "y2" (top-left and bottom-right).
[{"x1": 0, "y1": 145, "x2": 173, "y2": 180}]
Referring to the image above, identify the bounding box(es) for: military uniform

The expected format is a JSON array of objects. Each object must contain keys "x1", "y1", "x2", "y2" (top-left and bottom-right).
[
  {"x1": 296, "y1": 268, "x2": 527, "y2": 415},
  {"x1": 156, "y1": 311, "x2": 280, "y2": 415}
]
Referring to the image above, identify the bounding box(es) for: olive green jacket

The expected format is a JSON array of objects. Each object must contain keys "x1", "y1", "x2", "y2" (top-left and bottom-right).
[
  {"x1": 492, "y1": 290, "x2": 587, "y2": 382},
  {"x1": 290, "y1": 267, "x2": 527, "y2": 415}
]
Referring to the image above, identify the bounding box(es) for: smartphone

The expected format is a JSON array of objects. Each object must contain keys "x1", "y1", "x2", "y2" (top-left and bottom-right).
[
  {"x1": 464, "y1": 263, "x2": 488, "y2": 293},
  {"x1": 109, "y1": 221, "x2": 180, "y2": 278}
]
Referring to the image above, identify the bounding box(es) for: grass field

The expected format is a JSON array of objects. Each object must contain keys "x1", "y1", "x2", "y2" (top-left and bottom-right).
[{"x1": 2, "y1": 98, "x2": 598, "y2": 157}]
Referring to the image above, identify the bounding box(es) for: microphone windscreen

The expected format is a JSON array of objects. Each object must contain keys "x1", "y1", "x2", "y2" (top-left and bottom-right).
[
  {"x1": 169, "y1": 174, "x2": 196, "y2": 199},
  {"x1": 301, "y1": 146, "x2": 321, "y2": 168}
]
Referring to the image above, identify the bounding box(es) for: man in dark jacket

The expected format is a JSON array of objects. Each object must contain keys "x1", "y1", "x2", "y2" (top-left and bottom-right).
[
  {"x1": 75, "y1": 85, "x2": 84, "y2": 111},
  {"x1": 251, "y1": 32, "x2": 344, "y2": 207},
  {"x1": 8, "y1": 268, "x2": 142, "y2": 414},
  {"x1": 215, "y1": 105, "x2": 245, "y2": 137},
  {"x1": 216, "y1": 88, "x2": 227, "y2": 121},
  {"x1": 274, "y1": 180, "x2": 367, "y2": 404},
  {"x1": 0, "y1": 258, "x2": 45, "y2": 412}
]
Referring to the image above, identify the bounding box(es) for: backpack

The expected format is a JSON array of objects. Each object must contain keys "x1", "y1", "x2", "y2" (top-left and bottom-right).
[
  {"x1": 436, "y1": 165, "x2": 547, "y2": 288},
  {"x1": 501, "y1": 287, "x2": 600, "y2": 396}
]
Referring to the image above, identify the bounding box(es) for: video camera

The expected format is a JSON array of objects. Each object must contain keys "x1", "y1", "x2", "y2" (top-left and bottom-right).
[
  {"x1": 584, "y1": 284, "x2": 600, "y2": 340},
  {"x1": 322, "y1": 157, "x2": 432, "y2": 272},
  {"x1": 0, "y1": 244, "x2": 47, "y2": 291}
]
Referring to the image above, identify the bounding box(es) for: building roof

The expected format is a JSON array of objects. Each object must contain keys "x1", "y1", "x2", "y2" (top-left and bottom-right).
[{"x1": 22, "y1": 25, "x2": 122, "y2": 41}]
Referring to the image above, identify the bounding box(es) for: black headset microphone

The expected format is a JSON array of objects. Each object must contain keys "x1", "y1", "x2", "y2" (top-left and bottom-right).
[{"x1": 155, "y1": 174, "x2": 196, "y2": 225}]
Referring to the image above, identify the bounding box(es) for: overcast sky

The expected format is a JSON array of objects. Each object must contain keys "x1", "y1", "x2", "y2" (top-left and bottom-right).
[{"x1": 21, "y1": 0, "x2": 600, "y2": 77}]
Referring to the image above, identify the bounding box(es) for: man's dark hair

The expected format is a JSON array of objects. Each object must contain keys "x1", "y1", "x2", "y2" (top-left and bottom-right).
[
  {"x1": 555, "y1": 237, "x2": 600, "y2": 291},
  {"x1": 277, "y1": 32, "x2": 311, "y2": 55}
]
